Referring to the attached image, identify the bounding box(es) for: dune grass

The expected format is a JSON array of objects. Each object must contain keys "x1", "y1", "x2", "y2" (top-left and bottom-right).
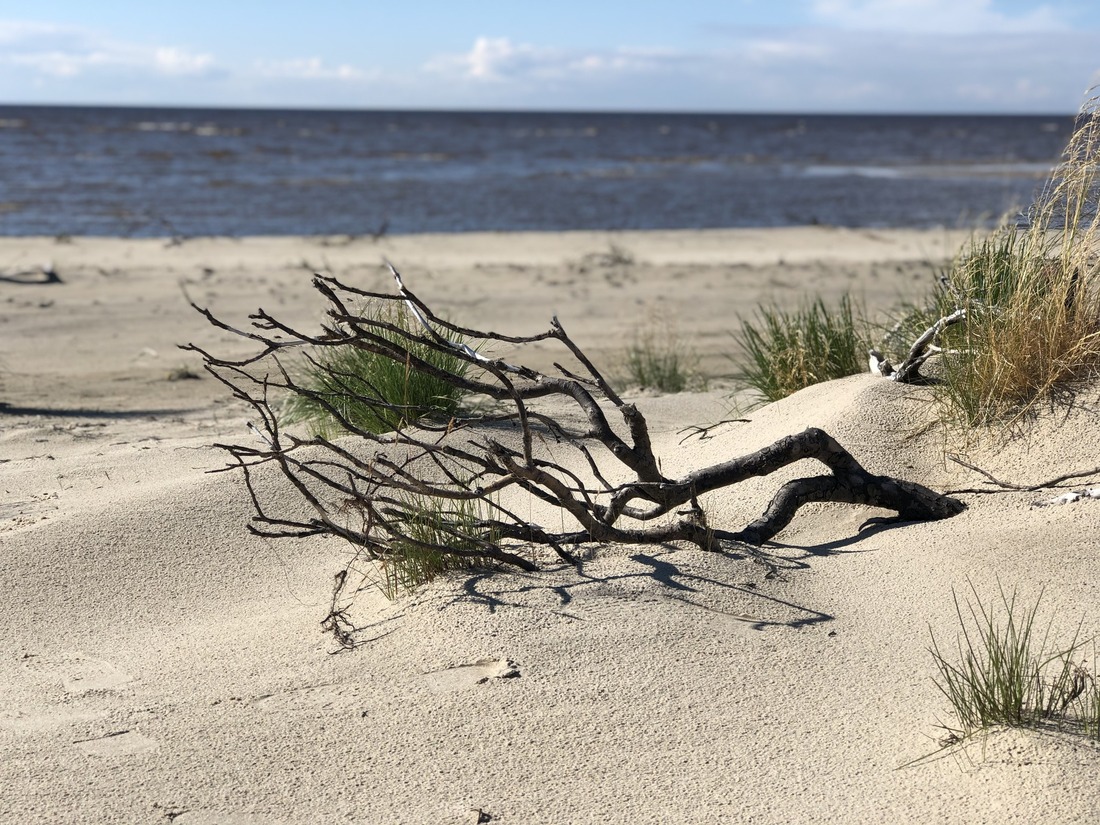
[
  {"x1": 732, "y1": 294, "x2": 868, "y2": 404},
  {"x1": 281, "y1": 302, "x2": 472, "y2": 437},
  {"x1": 929, "y1": 582, "x2": 1100, "y2": 745},
  {"x1": 930, "y1": 99, "x2": 1100, "y2": 426},
  {"x1": 377, "y1": 493, "x2": 496, "y2": 598},
  {"x1": 280, "y1": 302, "x2": 495, "y2": 596},
  {"x1": 621, "y1": 316, "x2": 706, "y2": 393},
  {"x1": 726, "y1": 97, "x2": 1100, "y2": 423}
]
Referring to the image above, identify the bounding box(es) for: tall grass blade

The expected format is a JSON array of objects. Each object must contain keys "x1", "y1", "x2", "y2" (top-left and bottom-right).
[{"x1": 732, "y1": 294, "x2": 868, "y2": 404}]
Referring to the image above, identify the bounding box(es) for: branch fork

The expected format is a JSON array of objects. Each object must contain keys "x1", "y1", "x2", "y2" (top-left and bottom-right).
[{"x1": 186, "y1": 268, "x2": 965, "y2": 577}]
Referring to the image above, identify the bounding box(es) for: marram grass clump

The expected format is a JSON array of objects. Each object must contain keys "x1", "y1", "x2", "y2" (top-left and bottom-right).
[
  {"x1": 732, "y1": 294, "x2": 867, "y2": 404},
  {"x1": 933, "y1": 98, "x2": 1100, "y2": 426},
  {"x1": 281, "y1": 302, "x2": 472, "y2": 437},
  {"x1": 620, "y1": 313, "x2": 706, "y2": 393}
]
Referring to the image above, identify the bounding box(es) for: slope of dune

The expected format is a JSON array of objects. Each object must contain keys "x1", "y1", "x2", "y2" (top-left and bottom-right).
[{"x1": 3, "y1": 230, "x2": 1099, "y2": 823}]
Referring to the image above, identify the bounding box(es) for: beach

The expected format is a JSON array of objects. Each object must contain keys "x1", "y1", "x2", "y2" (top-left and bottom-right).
[{"x1": 3, "y1": 227, "x2": 1100, "y2": 824}]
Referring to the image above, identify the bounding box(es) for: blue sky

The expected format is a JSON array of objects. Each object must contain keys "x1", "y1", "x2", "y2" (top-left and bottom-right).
[{"x1": 1, "y1": 1, "x2": 1098, "y2": 113}]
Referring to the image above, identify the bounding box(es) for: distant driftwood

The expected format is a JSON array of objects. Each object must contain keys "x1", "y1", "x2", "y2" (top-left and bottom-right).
[
  {"x1": 869, "y1": 308, "x2": 967, "y2": 383},
  {"x1": 0, "y1": 263, "x2": 61, "y2": 285}
]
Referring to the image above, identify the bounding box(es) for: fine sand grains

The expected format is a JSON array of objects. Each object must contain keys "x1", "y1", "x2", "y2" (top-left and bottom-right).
[{"x1": 2, "y1": 229, "x2": 1099, "y2": 824}]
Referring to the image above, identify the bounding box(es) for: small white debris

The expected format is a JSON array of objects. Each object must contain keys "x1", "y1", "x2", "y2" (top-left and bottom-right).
[
  {"x1": 247, "y1": 421, "x2": 274, "y2": 448},
  {"x1": 1032, "y1": 487, "x2": 1100, "y2": 507},
  {"x1": 868, "y1": 349, "x2": 894, "y2": 378}
]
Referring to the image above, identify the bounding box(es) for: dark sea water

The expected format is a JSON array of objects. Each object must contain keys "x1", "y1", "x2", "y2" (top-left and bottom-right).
[{"x1": 0, "y1": 106, "x2": 1077, "y2": 237}]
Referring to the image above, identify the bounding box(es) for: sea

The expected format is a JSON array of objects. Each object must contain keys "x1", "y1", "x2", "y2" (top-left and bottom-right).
[{"x1": 0, "y1": 106, "x2": 1078, "y2": 237}]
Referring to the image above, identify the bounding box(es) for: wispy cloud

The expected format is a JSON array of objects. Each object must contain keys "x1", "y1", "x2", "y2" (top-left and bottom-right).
[
  {"x1": 0, "y1": 12, "x2": 1094, "y2": 112},
  {"x1": 426, "y1": 37, "x2": 692, "y2": 83},
  {"x1": 0, "y1": 18, "x2": 385, "y2": 104},
  {"x1": 253, "y1": 57, "x2": 371, "y2": 81},
  {"x1": 422, "y1": 25, "x2": 1095, "y2": 112},
  {"x1": 426, "y1": 37, "x2": 561, "y2": 82},
  {"x1": 0, "y1": 20, "x2": 218, "y2": 78},
  {"x1": 810, "y1": 0, "x2": 1069, "y2": 34}
]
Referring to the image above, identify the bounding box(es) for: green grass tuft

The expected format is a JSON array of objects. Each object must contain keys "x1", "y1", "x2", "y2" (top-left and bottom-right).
[
  {"x1": 621, "y1": 317, "x2": 706, "y2": 393},
  {"x1": 281, "y1": 302, "x2": 472, "y2": 437},
  {"x1": 377, "y1": 493, "x2": 496, "y2": 598},
  {"x1": 929, "y1": 581, "x2": 1100, "y2": 745},
  {"x1": 732, "y1": 294, "x2": 868, "y2": 404},
  {"x1": 930, "y1": 98, "x2": 1100, "y2": 426}
]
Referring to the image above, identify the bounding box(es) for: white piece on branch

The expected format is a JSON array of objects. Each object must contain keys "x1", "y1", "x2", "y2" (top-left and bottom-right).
[
  {"x1": 868, "y1": 349, "x2": 895, "y2": 378},
  {"x1": 1032, "y1": 488, "x2": 1100, "y2": 507},
  {"x1": 870, "y1": 308, "x2": 967, "y2": 383},
  {"x1": 388, "y1": 262, "x2": 530, "y2": 375},
  {"x1": 247, "y1": 421, "x2": 274, "y2": 449}
]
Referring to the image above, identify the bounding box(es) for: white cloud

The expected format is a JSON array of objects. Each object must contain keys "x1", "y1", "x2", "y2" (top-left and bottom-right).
[
  {"x1": 0, "y1": 14, "x2": 1093, "y2": 113},
  {"x1": 419, "y1": 25, "x2": 1095, "y2": 114},
  {"x1": 811, "y1": 0, "x2": 1068, "y2": 34},
  {"x1": 154, "y1": 47, "x2": 216, "y2": 76},
  {"x1": 427, "y1": 37, "x2": 691, "y2": 84},
  {"x1": 254, "y1": 57, "x2": 369, "y2": 81},
  {"x1": 0, "y1": 18, "x2": 379, "y2": 102},
  {"x1": 0, "y1": 19, "x2": 217, "y2": 78},
  {"x1": 466, "y1": 37, "x2": 532, "y2": 80},
  {"x1": 426, "y1": 36, "x2": 559, "y2": 82},
  {"x1": 569, "y1": 46, "x2": 689, "y2": 75}
]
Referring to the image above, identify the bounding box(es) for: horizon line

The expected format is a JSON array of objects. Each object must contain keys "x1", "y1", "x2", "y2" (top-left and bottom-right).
[{"x1": 0, "y1": 101, "x2": 1080, "y2": 119}]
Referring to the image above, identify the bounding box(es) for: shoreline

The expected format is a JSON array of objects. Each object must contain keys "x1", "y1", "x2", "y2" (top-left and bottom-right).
[{"x1": 2, "y1": 223, "x2": 974, "y2": 261}]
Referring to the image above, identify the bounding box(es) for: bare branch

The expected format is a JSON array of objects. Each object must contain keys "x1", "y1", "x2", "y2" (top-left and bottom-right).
[
  {"x1": 888, "y1": 308, "x2": 967, "y2": 383},
  {"x1": 946, "y1": 453, "x2": 1100, "y2": 494},
  {"x1": 188, "y1": 268, "x2": 966, "y2": 604}
]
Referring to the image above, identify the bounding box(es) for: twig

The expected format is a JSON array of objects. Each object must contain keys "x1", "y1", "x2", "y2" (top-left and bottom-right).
[
  {"x1": 321, "y1": 569, "x2": 360, "y2": 651},
  {"x1": 946, "y1": 453, "x2": 1100, "y2": 493},
  {"x1": 677, "y1": 418, "x2": 751, "y2": 444}
]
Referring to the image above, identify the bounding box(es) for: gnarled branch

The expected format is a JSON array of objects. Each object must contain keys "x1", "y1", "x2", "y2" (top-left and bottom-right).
[{"x1": 187, "y1": 269, "x2": 965, "y2": 583}]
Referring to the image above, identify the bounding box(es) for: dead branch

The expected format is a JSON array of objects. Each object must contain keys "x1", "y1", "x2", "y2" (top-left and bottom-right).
[
  {"x1": 870, "y1": 308, "x2": 967, "y2": 383},
  {"x1": 187, "y1": 269, "x2": 965, "y2": 584},
  {"x1": 946, "y1": 453, "x2": 1100, "y2": 494},
  {"x1": 0, "y1": 263, "x2": 62, "y2": 284}
]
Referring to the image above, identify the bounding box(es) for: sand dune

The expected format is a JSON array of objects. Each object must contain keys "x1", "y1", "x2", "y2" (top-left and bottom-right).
[{"x1": 2, "y1": 229, "x2": 1099, "y2": 824}]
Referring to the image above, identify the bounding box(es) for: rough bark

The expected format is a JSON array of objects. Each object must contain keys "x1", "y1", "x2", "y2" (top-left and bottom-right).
[{"x1": 185, "y1": 268, "x2": 965, "y2": 576}]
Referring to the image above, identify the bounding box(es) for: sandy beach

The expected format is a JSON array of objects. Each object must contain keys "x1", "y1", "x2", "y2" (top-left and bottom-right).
[{"x1": 3, "y1": 227, "x2": 1100, "y2": 824}]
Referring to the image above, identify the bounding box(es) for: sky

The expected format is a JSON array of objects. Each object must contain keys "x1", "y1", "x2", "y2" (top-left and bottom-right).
[{"x1": 1, "y1": 1, "x2": 1098, "y2": 113}]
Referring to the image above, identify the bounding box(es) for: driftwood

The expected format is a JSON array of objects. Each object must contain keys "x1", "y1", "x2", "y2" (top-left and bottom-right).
[
  {"x1": 184, "y1": 269, "x2": 965, "y2": 576},
  {"x1": 869, "y1": 308, "x2": 967, "y2": 383},
  {"x1": 0, "y1": 262, "x2": 62, "y2": 285}
]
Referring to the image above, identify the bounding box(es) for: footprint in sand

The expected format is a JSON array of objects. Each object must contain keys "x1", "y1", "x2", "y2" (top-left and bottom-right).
[
  {"x1": 59, "y1": 656, "x2": 133, "y2": 694},
  {"x1": 20, "y1": 652, "x2": 133, "y2": 695},
  {"x1": 246, "y1": 682, "x2": 347, "y2": 711},
  {"x1": 74, "y1": 730, "x2": 159, "y2": 757},
  {"x1": 421, "y1": 658, "x2": 520, "y2": 692}
]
